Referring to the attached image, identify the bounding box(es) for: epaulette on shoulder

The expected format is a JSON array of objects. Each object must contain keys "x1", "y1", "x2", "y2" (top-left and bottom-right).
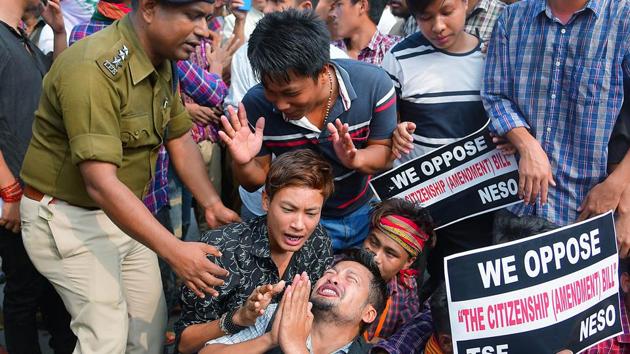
[{"x1": 96, "y1": 40, "x2": 130, "y2": 81}]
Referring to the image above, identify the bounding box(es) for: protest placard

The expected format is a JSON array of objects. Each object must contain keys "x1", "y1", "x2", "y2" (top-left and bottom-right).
[
  {"x1": 444, "y1": 212, "x2": 621, "y2": 354},
  {"x1": 369, "y1": 124, "x2": 520, "y2": 229}
]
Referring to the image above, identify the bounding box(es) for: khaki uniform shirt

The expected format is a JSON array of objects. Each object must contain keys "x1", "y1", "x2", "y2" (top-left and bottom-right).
[{"x1": 21, "y1": 15, "x2": 192, "y2": 208}]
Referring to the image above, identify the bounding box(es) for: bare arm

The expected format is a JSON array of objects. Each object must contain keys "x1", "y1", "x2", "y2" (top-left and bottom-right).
[
  {"x1": 78, "y1": 161, "x2": 228, "y2": 298},
  {"x1": 327, "y1": 119, "x2": 394, "y2": 175},
  {"x1": 218, "y1": 104, "x2": 270, "y2": 191},
  {"x1": 179, "y1": 278, "x2": 285, "y2": 353},
  {"x1": 0, "y1": 151, "x2": 20, "y2": 233},
  {"x1": 40, "y1": 0, "x2": 67, "y2": 60},
  {"x1": 232, "y1": 155, "x2": 271, "y2": 192},
  {"x1": 179, "y1": 321, "x2": 226, "y2": 354},
  {"x1": 352, "y1": 141, "x2": 393, "y2": 175},
  {"x1": 505, "y1": 127, "x2": 555, "y2": 205}
]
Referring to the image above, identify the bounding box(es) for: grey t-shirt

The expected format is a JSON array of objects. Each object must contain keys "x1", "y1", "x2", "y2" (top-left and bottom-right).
[{"x1": 0, "y1": 21, "x2": 50, "y2": 178}]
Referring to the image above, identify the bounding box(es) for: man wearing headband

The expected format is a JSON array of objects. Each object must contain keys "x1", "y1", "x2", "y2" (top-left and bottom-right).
[
  {"x1": 19, "y1": 0, "x2": 240, "y2": 352},
  {"x1": 362, "y1": 198, "x2": 434, "y2": 342}
]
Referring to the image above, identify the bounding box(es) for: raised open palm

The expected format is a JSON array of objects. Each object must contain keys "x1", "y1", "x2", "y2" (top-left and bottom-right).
[{"x1": 218, "y1": 103, "x2": 265, "y2": 165}]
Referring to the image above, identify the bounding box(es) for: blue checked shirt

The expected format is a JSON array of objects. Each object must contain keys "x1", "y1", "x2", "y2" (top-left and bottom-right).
[{"x1": 482, "y1": 0, "x2": 630, "y2": 226}]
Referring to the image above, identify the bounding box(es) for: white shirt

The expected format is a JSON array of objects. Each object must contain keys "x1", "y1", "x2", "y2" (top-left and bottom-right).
[
  {"x1": 222, "y1": 7, "x2": 264, "y2": 44},
  {"x1": 37, "y1": 0, "x2": 94, "y2": 54}
]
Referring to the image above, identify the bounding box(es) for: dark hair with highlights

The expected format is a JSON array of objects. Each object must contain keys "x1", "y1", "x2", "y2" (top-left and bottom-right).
[
  {"x1": 248, "y1": 9, "x2": 330, "y2": 85},
  {"x1": 265, "y1": 149, "x2": 334, "y2": 201},
  {"x1": 407, "y1": 0, "x2": 464, "y2": 19},
  {"x1": 336, "y1": 249, "x2": 388, "y2": 333}
]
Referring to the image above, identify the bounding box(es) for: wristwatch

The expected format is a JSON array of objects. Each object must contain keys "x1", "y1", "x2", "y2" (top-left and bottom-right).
[{"x1": 219, "y1": 308, "x2": 247, "y2": 335}]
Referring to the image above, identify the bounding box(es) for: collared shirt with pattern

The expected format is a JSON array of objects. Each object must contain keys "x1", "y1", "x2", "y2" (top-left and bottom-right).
[
  {"x1": 482, "y1": 0, "x2": 630, "y2": 226},
  {"x1": 174, "y1": 215, "x2": 333, "y2": 339},
  {"x1": 332, "y1": 30, "x2": 401, "y2": 65},
  {"x1": 373, "y1": 300, "x2": 433, "y2": 354},
  {"x1": 177, "y1": 36, "x2": 227, "y2": 144},
  {"x1": 585, "y1": 297, "x2": 630, "y2": 354},
  {"x1": 69, "y1": 19, "x2": 110, "y2": 45},
  {"x1": 464, "y1": 0, "x2": 506, "y2": 43},
  {"x1": 365, "y1": 274, "x2": 419, "y2": 340}
]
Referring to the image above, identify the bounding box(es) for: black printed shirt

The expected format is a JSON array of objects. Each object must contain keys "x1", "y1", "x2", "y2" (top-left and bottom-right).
[{"x1": 174, "y1": 215, "x2": 333, "y2": 339}]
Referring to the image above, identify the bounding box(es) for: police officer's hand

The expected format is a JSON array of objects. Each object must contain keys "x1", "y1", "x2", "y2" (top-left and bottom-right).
[
  {"x1": 0, "y1": 201, "x2": 21, "y2": 234},
  {"x1": 169, "y1": 241, "x2": 229, "y2": 298},
  {"x1": 204, "y1": 201, "x2": 240, "y2": 228},
  {"x1": 218, "y1": 103, "x2": 265, "y2": 166},
  {"x1": 41, "y1": 0, "x2": 65, "y2": 35}
]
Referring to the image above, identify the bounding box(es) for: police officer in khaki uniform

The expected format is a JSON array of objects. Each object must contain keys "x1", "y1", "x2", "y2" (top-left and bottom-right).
[{"x1": 18, "y1": 0, "x2": 240, "y2": 352}]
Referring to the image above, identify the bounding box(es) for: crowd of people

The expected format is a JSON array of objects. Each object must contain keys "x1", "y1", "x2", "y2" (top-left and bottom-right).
[{"x1": 0, "y1": 0, "x2": 629, "y2": 352}]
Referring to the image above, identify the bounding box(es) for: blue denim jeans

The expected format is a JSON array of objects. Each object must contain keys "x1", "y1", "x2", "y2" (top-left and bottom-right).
[{"x1": 321, "y1": 201, "x2": 373, "y2": 252}]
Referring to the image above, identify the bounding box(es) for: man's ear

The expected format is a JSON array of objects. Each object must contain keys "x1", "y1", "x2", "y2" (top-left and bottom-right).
[
  {"x1": 139, "y1": 0, "x2": 159, "y2": 23},
  {"x1": 402, "y1": 256, "x2": 416, "y2": 271},
  {"x1": 262, "y1": 189, "x2": 270, "y2": 212},
  {"x1": 298, "y1": 0, "x2": 313, "y2": 10},
  {"x1": 438, "y1": 333, "x2": 453, "y2": 354},
  {"x1": 359, "y1": 0, "x2": 369, "y2": 14},
  {"x1": 361, "y1": 304, "x2": 378, "y2": 325}
]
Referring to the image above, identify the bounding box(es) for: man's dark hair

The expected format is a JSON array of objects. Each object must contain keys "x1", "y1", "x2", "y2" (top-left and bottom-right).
[
  {"x1": 407, "y1": 0, "x2": 463, "y2": 19},
  {"x1": 265, "y1": 149, "x2": 334, "y2": 201},
  {"x1": 369, "y1": 198, "x2": 436, "y2": 252},
  {"x1": 349, "y1": 0, "x2": 388, "y2": 24},
  {"x1": 336, "y1": 249, "x2": 388, "y2": 332},
  {"x1": 131, "y1": 0, "x2": 195, "y2": 11},
  {"x1": 248, "y1": 9, "x2": 330, "y2": 85},
  {"x1": 430, "y1": 283, "x2": 451, "y2": 335},
  {"x1": 492, "y1": 210, "x2": 558, "y2": 244}
]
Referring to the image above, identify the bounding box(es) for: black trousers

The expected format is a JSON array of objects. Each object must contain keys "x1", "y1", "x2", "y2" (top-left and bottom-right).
[{"x1": 0, "y1": 227, "x2": 76, "y2": 354}]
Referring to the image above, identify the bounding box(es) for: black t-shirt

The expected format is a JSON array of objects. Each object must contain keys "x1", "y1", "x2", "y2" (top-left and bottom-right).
[
  {"x1": 0, "y1": 21, "x2": 50, "y2": 178},
  {"x1": 609, "y1": 78, "x2": 630, "y2": 165}
]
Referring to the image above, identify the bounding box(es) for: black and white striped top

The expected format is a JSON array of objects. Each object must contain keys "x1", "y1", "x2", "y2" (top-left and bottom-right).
[{"x1": 382, "y1": 33, "x2": 489, "y2": 164}]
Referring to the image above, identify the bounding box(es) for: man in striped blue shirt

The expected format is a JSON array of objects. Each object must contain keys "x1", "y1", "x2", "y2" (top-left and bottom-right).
[{"x1": 482, "y1": 0, "x2": 630, "y2": 251}]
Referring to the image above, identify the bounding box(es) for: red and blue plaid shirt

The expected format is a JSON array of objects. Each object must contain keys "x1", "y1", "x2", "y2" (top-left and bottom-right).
[
  {"x1": 585, "y1": 298, "x2": 630, "y2": 354},
  {"x1": 365, "y1": 274, "x2": 420, "y2": 340},
  {"x1": 332, "y1": 30, "x2": 401, "y2": 66},
  {"x1": 69, "y1": 20, "x2": 111, "y2": 46}
]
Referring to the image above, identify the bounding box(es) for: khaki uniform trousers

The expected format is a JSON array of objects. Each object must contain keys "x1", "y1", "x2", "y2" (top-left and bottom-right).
[{"x1": 20, "y1": 195, "x2": 167, "y2": 354}]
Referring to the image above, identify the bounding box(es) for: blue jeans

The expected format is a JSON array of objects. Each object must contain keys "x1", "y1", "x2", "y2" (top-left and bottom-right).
[{"x1": 321, "y1": 201, "x2": 373, "y2": 252}]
